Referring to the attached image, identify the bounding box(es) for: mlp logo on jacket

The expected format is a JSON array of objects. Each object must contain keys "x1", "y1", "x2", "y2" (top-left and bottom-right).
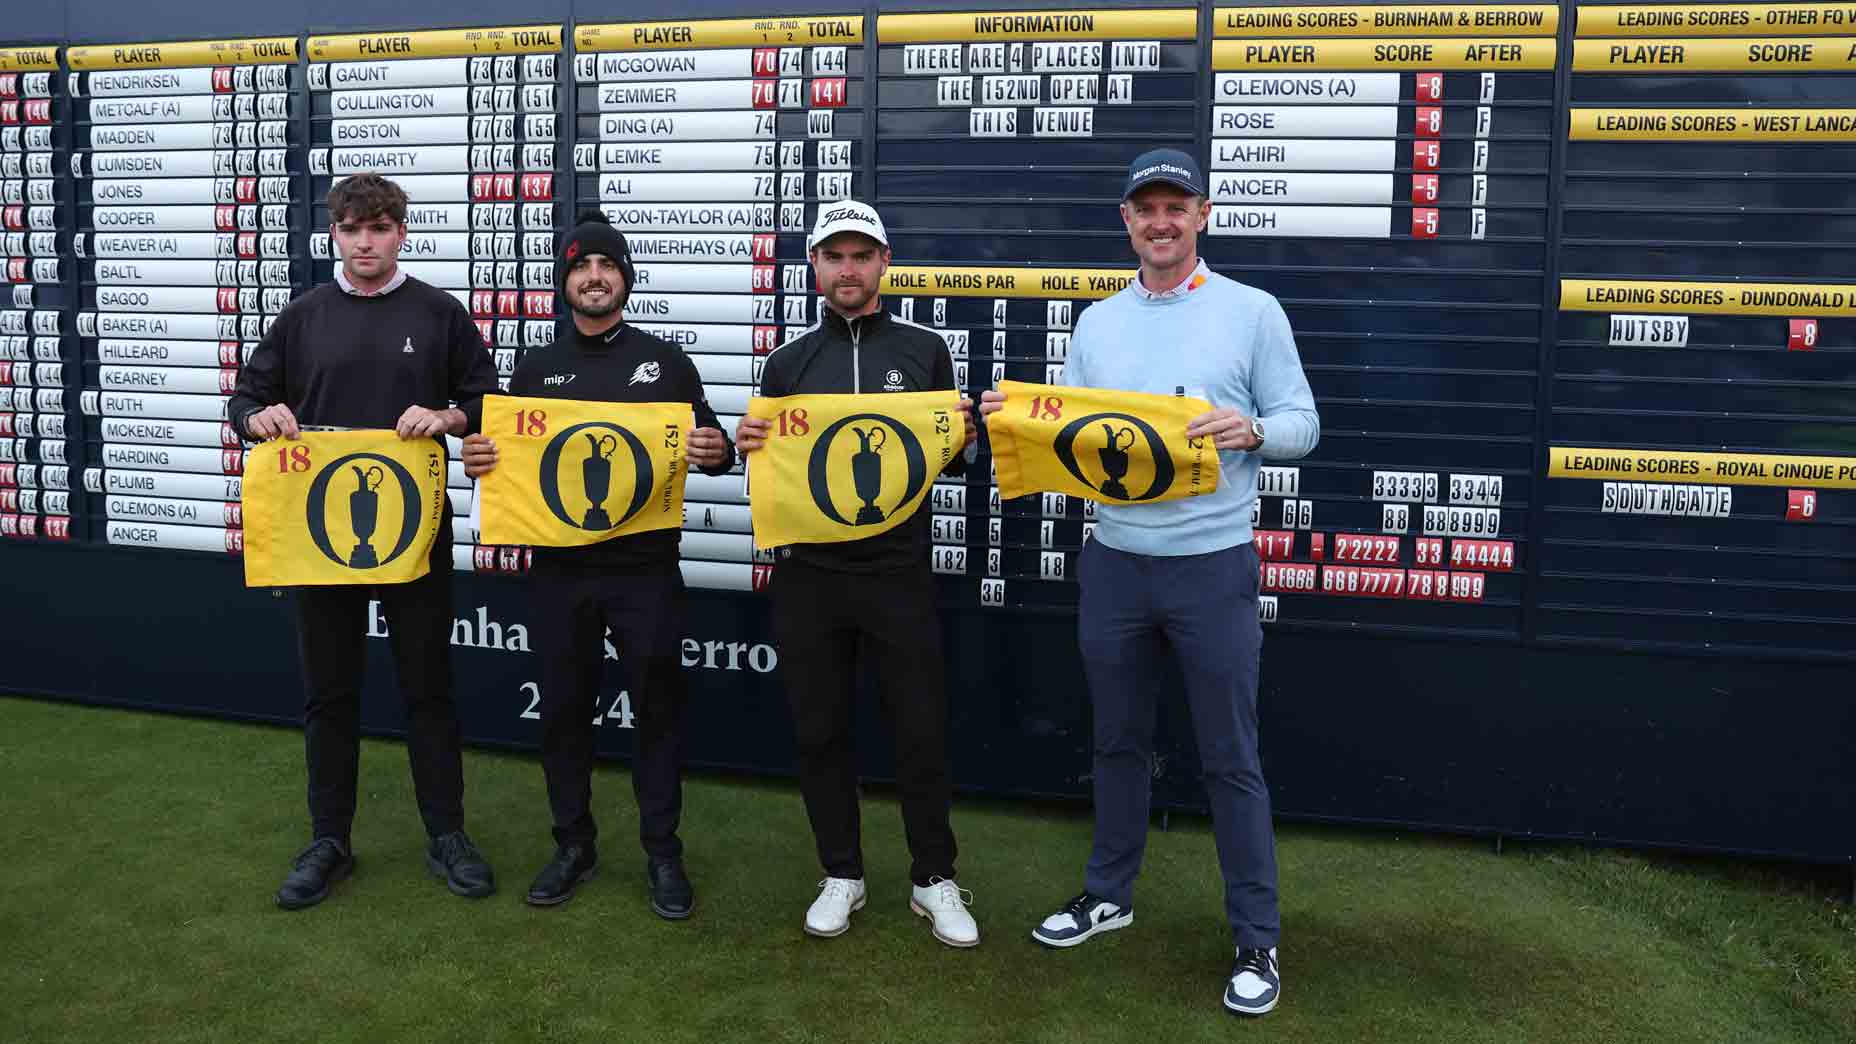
[
  {"x1": 478, "y1": 394, "x2": 692, "y2": 547},
  {"x1": 987, "y1": 380, "x2": 1219, "y2": 503},
  {"x1": 243, "y1": 430, "x2": 445, "y2": 587},
  {"x1": 746, "y1": 390, "x2": 960, "y2": 547}
]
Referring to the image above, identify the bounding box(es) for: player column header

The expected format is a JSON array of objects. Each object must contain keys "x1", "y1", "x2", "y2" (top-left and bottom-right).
[
  {"x1": 68, "y1": 37, "x2": 297, "y2": 69},
  {"x1": 576, "y1": 16, "x2": 865, "y2": 51},
  {"x1": 308, "y1": 26, "x2": 563, "y2": 61},
  {"x1": 878, "y1": 9, "x2": 1197, "y2": 42}
]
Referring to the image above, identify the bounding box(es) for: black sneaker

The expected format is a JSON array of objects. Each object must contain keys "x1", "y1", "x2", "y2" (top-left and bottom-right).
[
  {"x1": 1224, "y1": 947, "x2": 1281, "y2": 1016},
  {"x1": 647, "y1": 857, "x2": 694, "y2": 920},
  {"x1": 525, "y1": 844, "x2": 597, "y2": 907},
  {"x1": 426, "y1": 830, "x2": 496, "y2": 899},
  {"x1": 276, "y1": 837, "x2": 354, "y2": 910},
  {"x1": 1031, "y1": 891, "x2": 1133, "y2": 948}
]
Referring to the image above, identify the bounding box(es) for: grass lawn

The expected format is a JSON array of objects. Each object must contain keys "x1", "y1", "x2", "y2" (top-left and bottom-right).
[{"x1": 4, "y1": 695, "x2": 1853, "y2": 1043}]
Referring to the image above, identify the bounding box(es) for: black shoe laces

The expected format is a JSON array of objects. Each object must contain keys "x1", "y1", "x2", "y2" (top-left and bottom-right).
[
  {"x1": 294, "y1": 838, "x2": 343, "y2": 868},
  {"x1": 1234, "y1": 948, "x2": 1275, "y2": 980},
  {"x1": 436, "y1": 832, "x2": 481, "y2": 866},
  {"x1": 1059, "y1": 891, "x2": 1104, "y2": 917}
]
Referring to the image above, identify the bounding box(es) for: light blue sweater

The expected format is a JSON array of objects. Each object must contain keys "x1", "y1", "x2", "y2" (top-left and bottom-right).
[{"x1": 1061, "y1": 263, "x2": 1320, "y2": 556}]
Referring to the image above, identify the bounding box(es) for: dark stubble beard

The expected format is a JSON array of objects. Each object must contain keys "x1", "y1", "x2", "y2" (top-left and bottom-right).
[
  {"x1": 830, "y1": 278, "x2": 876, "y2": 314},
  {"x1": 569, "y1": 285, "x2": 621, "y2": 318}
]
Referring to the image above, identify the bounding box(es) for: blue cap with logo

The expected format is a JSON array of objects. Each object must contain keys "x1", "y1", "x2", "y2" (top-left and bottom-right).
[{"x1": 1123, "y1": 148, "x2": 1206, "y2": 199}]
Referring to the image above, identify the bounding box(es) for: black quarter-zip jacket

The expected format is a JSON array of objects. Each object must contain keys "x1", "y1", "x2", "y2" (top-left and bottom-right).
[
  {"x1": 509, "y1": 321, "x2": 736, "y2": 570},
  {"x1": 757, "y1": 305, "x2": 966, "y2": 574}
]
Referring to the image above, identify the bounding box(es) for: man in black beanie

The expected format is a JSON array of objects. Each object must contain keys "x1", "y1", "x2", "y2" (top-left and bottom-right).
[{"x1": 462, "y1": 211, "x2": 735, "y2": 915}]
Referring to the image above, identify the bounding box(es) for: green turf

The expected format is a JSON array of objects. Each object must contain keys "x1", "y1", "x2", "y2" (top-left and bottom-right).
[{"x1": 4, "y1": 695, "x2": 1852, "y2": 1043}]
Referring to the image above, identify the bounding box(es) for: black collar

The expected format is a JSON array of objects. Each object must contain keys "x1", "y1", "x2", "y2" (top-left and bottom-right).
[{"x1": 822, "y1": 305, "x2": 887, "y2": 336}]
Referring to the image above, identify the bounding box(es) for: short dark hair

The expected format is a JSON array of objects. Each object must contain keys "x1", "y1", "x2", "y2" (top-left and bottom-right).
[{"x1": 327, "y1": 173, "x2": 408, "y2": 225}]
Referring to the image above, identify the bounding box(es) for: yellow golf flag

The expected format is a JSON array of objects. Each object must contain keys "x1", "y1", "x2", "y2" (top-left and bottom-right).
[
  {"x1": 987, "y1": 380, "x2": 1219, "y2": 503},
  {"x1": 478, "y1": 394, "x2": 693, "y2": 547},
  {"x1": 746, "y1": 390, "x2": 960, "y2": 547},
  {"x1": 243, "y1": 429, "x2": 445, "y2": 587}
]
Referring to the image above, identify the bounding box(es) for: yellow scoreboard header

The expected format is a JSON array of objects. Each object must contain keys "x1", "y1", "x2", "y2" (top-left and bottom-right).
[
  {"x1": 1216, "y1": 5, "x2": 1557, "y2": 37},
  {"x1": 879, "y1": 9, "x2": 1196, "y2": 42},
  {"x1": 578, "y1": 16, "x2": 863, "y2": 51},
  {"x1": 1571, "y1": 107, "x2": 1856, "y2": 140},
  {"x1": 1574, "y1": 36, "x2": 1856, "y2": 69},
  {"x1": 1214, "y1": 37, "x2": 1555, "y2": 68},
  {"x1": 0, "y1": 47, "x2": 58, "y2": 72},
  {"x1": 1577, "y1": 3, "x2": 1856, "y2": 36},
  {"x1": 883, "y1": 266, "x2": 1135, "y2": 300},
  {"x1": 69, "y1": 37, "x2": 296, "y2": 70},
  {"x1": 1551, "y1": 447, "x2": 1856, "y2": 489},
  {"x1": 1562, "y1": 279, "x2": 1856, "y2": 316},
  {"x1": 308, "y1": 26, "x2": 562, "y2": 61}
]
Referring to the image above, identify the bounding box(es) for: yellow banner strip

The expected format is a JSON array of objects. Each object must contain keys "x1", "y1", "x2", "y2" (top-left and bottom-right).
[
  {"x1": 1571, "y1": 107, "x2": 1856, "y2": 140},
  {"x1": 1216, "y1": 5, "x2": 1557, "y2": 37},
  {"x1": 1575, "y1": 36, "x2": 1856, "y2": 70},
  {"x1": 69, "y1": 37, "x2": 296, "y2": 70},
  {"x1": 1214, "y1": 37, "x2": 1555, "y2": 69},
  {"x1": 1551, "y1": 447, "x2": 1856, "y2": 489},
  {"x1": 1578, "y1": 3, "x2": 1856, "y2": 37},
  {"x1": 0, "y1": 47, "x2": 58, "y2": 72},
  {"x1": 1561, "y1": 279, "x2": 1856, "y2": 316},
  {"x1": 308, "y1": 26, "x2": 562, "y2": 61},
  {"x1": 578, "y1": 16, "x2": 864, "y2": 50},
  {"x1": 883, "y1": 266, "x2": 1135, "y2": 300},
  {"x1": 879, "y1": 9, "x2": 1196, "y2": 42}
]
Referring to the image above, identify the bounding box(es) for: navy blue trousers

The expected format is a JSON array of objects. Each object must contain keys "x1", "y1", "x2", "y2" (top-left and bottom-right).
[{"x1": 1078, "y1": 538, "x2": 1279, "y2": 949}]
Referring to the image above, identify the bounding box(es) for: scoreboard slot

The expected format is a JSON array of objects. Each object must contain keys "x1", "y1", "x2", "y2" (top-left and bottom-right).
[
  {"x1": 308, "y1": 25, "x2": 564, "y2": 576},
  {"x1": 1546, "y1": 2, "x2": 1856, "y2": 655},
  {"x1": 68, "y1": 36, "x2": 301, "y2": 555},
  {"x1": 1203, "y1": 3, "x2": 1556, "y2": 634},
  {"x1": 0, "y1": 46, "x2": 69, "y2": 543},
  {"x1": 576, "y1": 15, "x2": 865, "y2": 594}
]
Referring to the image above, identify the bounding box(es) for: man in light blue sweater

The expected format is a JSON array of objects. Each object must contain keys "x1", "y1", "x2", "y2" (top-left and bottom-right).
[{"x1": 981, "y1": 148, "x2": 1318, "y2": 1016}]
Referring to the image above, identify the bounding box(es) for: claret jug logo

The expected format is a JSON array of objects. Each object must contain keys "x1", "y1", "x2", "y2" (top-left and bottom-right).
[
  {"x1": 806, "y1": 411, "x2": 932, "y2": 527},
  {"x1": 304, "y1": 451, "x2": 425, "y2": 569},
  {"x1": 1053, "y1": 411, "x2": 1176, "y2": 502},
  {"x1": 537, "y1": 420, "x2": 656, "y2": 532}
]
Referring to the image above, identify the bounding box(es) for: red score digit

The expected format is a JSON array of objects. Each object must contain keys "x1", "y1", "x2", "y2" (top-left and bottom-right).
[
  {"x1": 1786, "y1": 489, "x2": 1817, "y2": 521},
  {"x1": 1788, "y1": 318, "x2": 1818, "y2": 351}
]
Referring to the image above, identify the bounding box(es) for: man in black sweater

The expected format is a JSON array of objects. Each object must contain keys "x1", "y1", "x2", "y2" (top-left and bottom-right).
[
  {"x1": 461, "y1": 212, "x2": 735, "y2": 916},
  {"x1": 228, "y1": 174, "x2": 500, "y2": 909},
  {"x1": 734, "y1": 201, "x2": 982, "y2": 947}
]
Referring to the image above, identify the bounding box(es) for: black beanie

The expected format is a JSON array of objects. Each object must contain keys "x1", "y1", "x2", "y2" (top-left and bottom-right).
[{"x1": 556, "y1": 209, "x2": 635, "y2": 295}]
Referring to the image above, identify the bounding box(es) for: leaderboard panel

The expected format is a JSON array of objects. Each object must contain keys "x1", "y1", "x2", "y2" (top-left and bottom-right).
[
  {"x1": 575, "y1": 14, "x2": 865, "y2": 594},
  {"x1": 1545, "y1": 1, "x2": 1856, "y2": 655},
  {"x1": 67, "y1": 36, "x2": 302, "y2": 557},
  {"x1": 874, "y1": 8, "x2": 1196, "y2": 609},
  {"x1": 1205, "y1": 3, "x2": 1558, "y2": 635},
  {"x1": 306, "y1": 25, "x2": 566, "y2": 576},
  {"x1": 1, "y1": 46, "x2": 72, "y2": 545}
]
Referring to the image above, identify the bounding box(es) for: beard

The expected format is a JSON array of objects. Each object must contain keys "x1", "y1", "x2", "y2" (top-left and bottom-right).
[
  {"x1": 568, "y1": 286, "x2": 622, "y2": 318},
  {"x1": 827, "y1": 279, "x2": 876, "y2": 313}
]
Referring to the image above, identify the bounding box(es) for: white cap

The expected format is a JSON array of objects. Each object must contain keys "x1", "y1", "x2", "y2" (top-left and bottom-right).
[{"x1": 807, "y1": 200, "x2": 889, "y2": 251}]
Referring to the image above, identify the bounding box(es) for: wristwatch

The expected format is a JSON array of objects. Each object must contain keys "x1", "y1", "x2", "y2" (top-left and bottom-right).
[{"x1": 1250, "y1": 417, "x2": 1266, "y2": 450}]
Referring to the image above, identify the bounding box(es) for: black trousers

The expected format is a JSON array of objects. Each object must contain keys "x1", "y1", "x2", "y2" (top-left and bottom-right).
[
  {"x1": 771, "y1": 558, "x2": 956, "y2": 886},
  {"x1": 295, "y1": 556, "x2": 465, "y2": 844},
  {"x1": 528, "y1": 559, "x2": 687, "y2": 860}
]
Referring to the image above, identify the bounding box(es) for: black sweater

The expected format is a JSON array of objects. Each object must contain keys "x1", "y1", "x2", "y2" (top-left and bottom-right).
[
  {"x1": 758, "y1": 306, "x2": 964, "y2": 574},
  {"x1": 229, "y1": 277, "x2": 499, "y2": 439},
  {"x1": 510, "y1": 322, "x2": 737, "y2": 569}
]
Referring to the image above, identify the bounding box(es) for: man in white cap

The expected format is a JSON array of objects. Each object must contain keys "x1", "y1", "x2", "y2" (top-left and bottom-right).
[{"x1": 734, "y1": 201, "x2": 981, "y2": 947}]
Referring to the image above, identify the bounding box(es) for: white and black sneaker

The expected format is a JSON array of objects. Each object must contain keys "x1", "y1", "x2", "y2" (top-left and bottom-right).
[
  {"x1": 1030, "y1": 891, "x2": 1133, "y2": 948},
  {"x1": 1223, "y1": 946, "x2": 1280, "y2": 1016}
]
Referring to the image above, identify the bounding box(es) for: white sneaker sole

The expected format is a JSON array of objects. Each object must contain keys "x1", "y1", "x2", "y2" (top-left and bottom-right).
[
  {"x1": 1224, "y1": 990, "x2": 1279, "y2": 1017},
  {"x1": 910, "y1": 900, "x2": 980, "y2": 948},
  {"x1": 803, "y1": 894, "x2": 865, "y2": 938},
  {"x1": 1031, "y1": 911, "x2": 1133, "y2": 949}
]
